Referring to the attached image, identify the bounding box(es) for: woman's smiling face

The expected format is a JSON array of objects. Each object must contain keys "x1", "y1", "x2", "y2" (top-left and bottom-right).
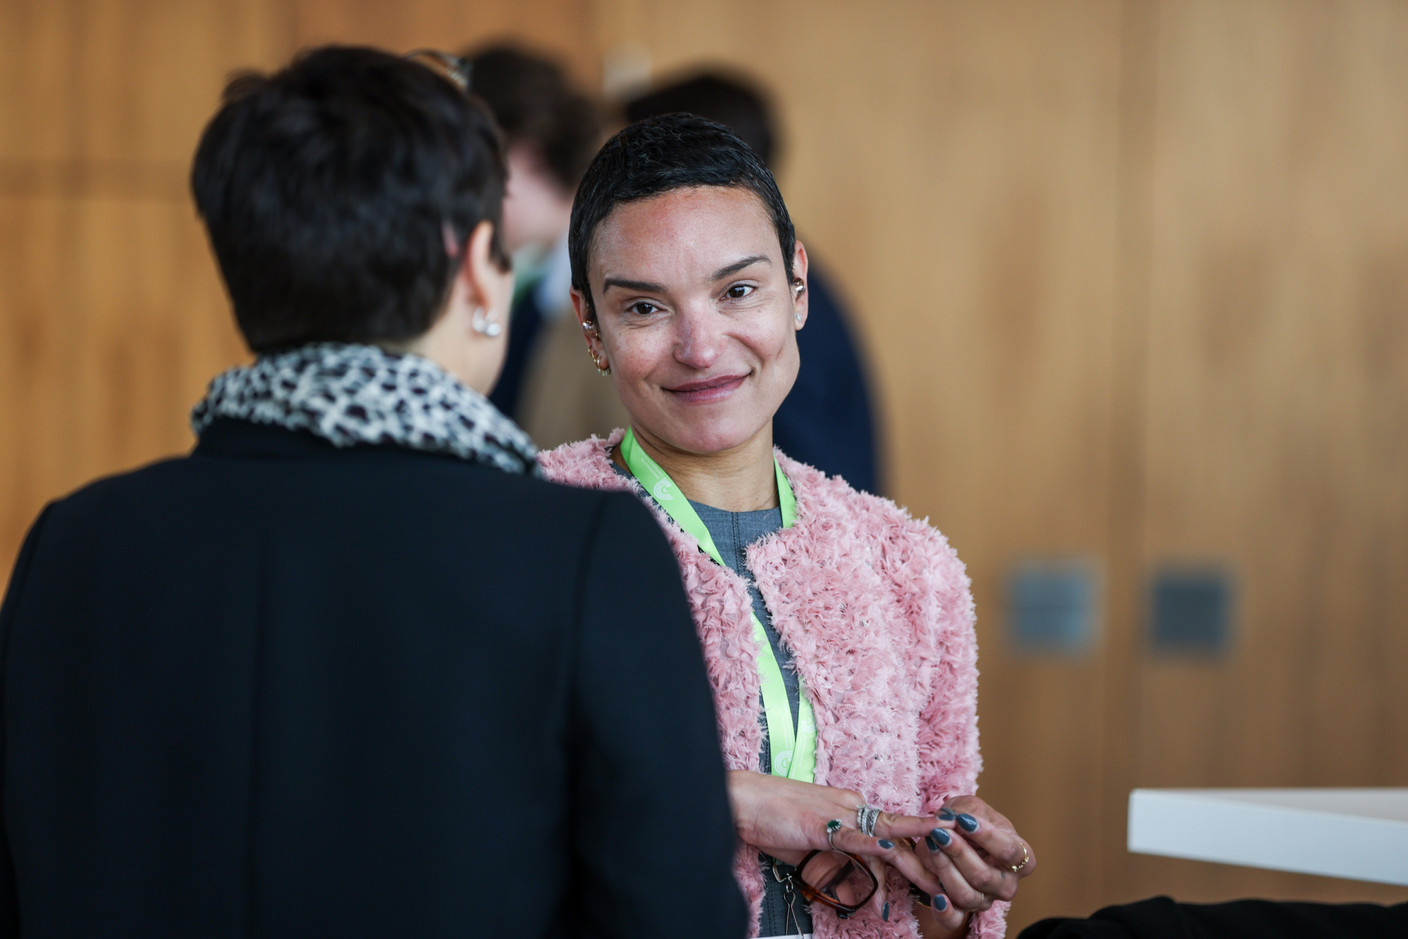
[{"x1": 576, "y1": 185, "x2": 807, "y2": 460}]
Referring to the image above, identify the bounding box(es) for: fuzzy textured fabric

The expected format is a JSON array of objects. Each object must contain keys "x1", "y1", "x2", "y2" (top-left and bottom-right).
[{"x1": 540, "y1": 430, "x2": 1008, "y2": 939}]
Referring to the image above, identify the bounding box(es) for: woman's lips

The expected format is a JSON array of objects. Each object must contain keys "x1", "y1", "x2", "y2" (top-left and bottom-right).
[{"x1": 666, "y1": 373, "x2": 748, "y2": 403}]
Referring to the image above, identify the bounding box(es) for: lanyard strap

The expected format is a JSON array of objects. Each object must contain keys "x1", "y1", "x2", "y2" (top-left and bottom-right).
[{"x1": 619, "y1": 429, "x2": 816, "y2": 782}]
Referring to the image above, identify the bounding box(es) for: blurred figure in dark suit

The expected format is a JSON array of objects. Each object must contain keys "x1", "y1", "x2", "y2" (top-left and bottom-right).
[{"x1": 465, "y1": 43, "x2": 631, "y2": 447}]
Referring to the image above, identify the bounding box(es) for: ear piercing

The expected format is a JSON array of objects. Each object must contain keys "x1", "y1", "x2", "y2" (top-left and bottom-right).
[
  {"x1": 580, "y1": 319, "x2": 610, "y2": 375},
  {"x1": 586, "y1": 346, "x2": 610, "y2": 376},
  {"x1": 470, "y1": 308, "x2": 502, "y2": 337}
]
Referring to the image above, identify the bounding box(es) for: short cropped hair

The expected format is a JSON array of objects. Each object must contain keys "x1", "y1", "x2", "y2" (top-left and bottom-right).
[
  {"x1": 191, "y1": 45, "x2": 508, "y2": 353},
  {"x1": 463, "y1": 44, "x2": 601, "y2": 193},
  {"x1": 623, "y1": 70, "x2": 778, "y2": 168},
  {"x1": 568, "y1": 114, "x2": 795, "y2": 320}
]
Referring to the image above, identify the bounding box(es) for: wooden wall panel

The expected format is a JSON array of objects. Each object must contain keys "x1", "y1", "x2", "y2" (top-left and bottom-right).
[
  {"x1": 0, "y1": 0, "x2": 283, "y2": 164},
  {"x1": 1125, "y1": 0, "x2": 1408, "y2": 908},
  {"x1": 0, "y1": 194, "x2": 245, "y2": 572},
  {"x1": 289, "y1": 0, "x2": 600, "y2": 81}
]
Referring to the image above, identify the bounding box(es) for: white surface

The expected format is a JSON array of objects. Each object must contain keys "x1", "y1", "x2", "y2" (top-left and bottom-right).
[{"x1": 1128, "y1": 787, "x2": 1408, "y2": 886}]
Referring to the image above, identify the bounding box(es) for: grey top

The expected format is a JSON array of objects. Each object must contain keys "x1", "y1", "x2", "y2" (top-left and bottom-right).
[{"x1": 690, "y1": 499, "x2": 811, "y2": 939}]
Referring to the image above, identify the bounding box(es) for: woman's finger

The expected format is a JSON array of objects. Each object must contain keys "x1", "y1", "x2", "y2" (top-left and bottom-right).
[
  {"x1": 826, "y1": 827, "x2": 943, "y2": 899},
  {"x1": 940, "y1": 796, "x2": 1037, "y2": 888},
  {"x1": 872, "y1": 809, "x2": 949, "y2": 844},
  {"x1": 919, "y1": 838, "x2": 994, "y2": 911},
  {"x1": 928, "y1": 827, "x2": 1023, "y2": 903},
  {"x1": 860, "y1": 854, "x2": 889, "y2": 922},
  {"x1": 912, "y1": 875, "x2": 968, "y2": 933}
]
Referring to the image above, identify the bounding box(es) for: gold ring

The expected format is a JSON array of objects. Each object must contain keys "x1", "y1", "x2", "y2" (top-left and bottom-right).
[{"x1": 1009, "y1": 840, "x2": 1031, "y2": 874}]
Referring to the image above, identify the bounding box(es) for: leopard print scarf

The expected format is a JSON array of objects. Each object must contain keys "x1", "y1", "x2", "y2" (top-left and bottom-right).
[{"x1": 191, "y1": 343, "x2": 539, "y2": 476}]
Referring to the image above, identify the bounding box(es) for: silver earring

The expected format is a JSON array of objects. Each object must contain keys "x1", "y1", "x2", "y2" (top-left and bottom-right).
[{"x1": 471, "y1": 307, "x2": 502, "y2": 338}]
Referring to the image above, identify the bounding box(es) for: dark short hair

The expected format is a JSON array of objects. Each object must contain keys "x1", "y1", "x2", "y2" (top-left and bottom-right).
[
  {"x1": 191, "y1": 45, "x2": 508, "y2": 353},
  {"x1": 568, "y1": 114, "x2": 795, "y2": 321},
  {"x1": 623, "y1": 70, "x2": 778, "y2": 168},
  {"x1": 463, "y1": 43, "x2": 601, "y2": 193}
]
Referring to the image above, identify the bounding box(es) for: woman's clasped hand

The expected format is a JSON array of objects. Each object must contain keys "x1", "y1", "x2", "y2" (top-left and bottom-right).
[{"x1": 730, "y1": 772, "x2": 1034, "y2": 933}]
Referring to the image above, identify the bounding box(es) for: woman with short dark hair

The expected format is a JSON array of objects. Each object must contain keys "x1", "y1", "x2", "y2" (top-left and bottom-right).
[{"x1": 543, "y1": 114, "x2": 1034, "y2": 939}]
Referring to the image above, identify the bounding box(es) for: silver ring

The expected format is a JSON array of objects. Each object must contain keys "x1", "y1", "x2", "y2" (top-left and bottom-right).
[
  {"x1": 856, "y1": 803, "x2": 881, "y2": 837},
  {"x1": 826, "y1": 818, "x2": 842, "y2": 850}
]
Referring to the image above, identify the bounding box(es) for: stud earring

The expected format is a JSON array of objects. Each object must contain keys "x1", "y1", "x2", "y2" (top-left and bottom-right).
[{"x1": 470, "y1": 307, "x2": 502, "y2": 338}]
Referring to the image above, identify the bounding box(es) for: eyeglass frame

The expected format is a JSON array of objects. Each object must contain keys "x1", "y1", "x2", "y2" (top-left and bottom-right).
[
  {"x1": 402, "y1": 49, "x2": 473, "y2": 94},
  {"x1": 771, "y1": 848, "x2": 880, "y2": 918}
]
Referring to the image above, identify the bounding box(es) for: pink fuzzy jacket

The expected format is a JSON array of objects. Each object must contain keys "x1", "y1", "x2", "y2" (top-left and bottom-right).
[{"x1": 540, "y1": 431, "x2": 1007, "y2": 939}]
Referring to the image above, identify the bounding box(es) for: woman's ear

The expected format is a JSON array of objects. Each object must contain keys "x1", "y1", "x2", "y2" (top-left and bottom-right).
[
  {"x1": 460, "y1": 220, "x2": 513, "y2": 324},
  {"x1": 571, "y1": 289, "x2": 610, "y2": 374},
  {"x1": 790, "y1": 240, "x2": 810, "y2": 331}
]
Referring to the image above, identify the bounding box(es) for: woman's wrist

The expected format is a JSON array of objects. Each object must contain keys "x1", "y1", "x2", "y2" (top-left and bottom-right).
[{"x1": 725, "y1": 769, "x2": 763, "y2": 844}]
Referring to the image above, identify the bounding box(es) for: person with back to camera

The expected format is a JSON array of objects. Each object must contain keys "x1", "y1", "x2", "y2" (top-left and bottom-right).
[
  {"x1": 0, "y1": 47, "x2": 744, "y2": 937},
  {"x1": 540, "y1": 113, "x2": 1035, "y2": 938}
]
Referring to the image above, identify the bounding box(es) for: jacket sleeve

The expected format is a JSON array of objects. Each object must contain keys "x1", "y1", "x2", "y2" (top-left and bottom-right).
[
  {"x1": 566, "y1": 491, "x2": 746, "y2": 939},
  {"x1": 770, "y1": 268, "x2": 881, "y2": 495},
  {"x1": 0, "y1": 504, "x2": 55, "y2": 939},
  {"x1": 909, "y1": 524, "x2": 1009, "y2": 938}
]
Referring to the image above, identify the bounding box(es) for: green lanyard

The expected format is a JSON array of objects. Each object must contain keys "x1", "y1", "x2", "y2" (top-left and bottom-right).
[{"x1": 619, "y1": 428, "x2": 817, "y2": 782}]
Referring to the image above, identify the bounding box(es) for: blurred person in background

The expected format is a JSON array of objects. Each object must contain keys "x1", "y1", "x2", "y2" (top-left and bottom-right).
[
  {"x1": 0, "y1": 46, "x2": 743, "y2": 938},
  {"x1": 464, "y1": 42, "x2": 630, "y2": 446},
  {"x1": 625, "y1": 69, "x2": 882, "y2": 494},
  {"x1": 542, "y1": 113, "x2": 1032, "y2": 939}
]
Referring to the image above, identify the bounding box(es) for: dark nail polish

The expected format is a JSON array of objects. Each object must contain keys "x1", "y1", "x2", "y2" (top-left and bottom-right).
[
  {"x1": 957, "y1": 813, "x2": 980, "y2": 833},
  {"x1": 930, "y1": 827, "x2": 952, "y2": 847},
  {"x1": 933, "y1": 894, "x2": 948, "y2": 911},
  {"x1": 937, "y1": 809, "x2": 956, "y2": 821},
  {"x1": 877, "y1": 838, "x2": 895, "y2": 849},
  {"x1": 925, "y1": 834, "x2": 941, "y2": 852},
  {"x1": 883, "y1": 901, "x2": 890, "y2": 922}
]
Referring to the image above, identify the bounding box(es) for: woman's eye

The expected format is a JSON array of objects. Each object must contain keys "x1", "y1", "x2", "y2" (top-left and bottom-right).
[
  {"x1": 724, "y1": 284, "x2": 755, "y2": 300},
  {"x1": 627, "y1": 300, "x2": 659, "y2": 316}
]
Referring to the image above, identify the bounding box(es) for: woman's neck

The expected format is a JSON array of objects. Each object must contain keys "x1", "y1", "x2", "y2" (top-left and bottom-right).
[{"x1": 615, "y1": 426, "x2": 778, "y2": 512}]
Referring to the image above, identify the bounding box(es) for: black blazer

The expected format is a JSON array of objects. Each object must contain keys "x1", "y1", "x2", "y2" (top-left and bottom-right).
[{"x1": 0, "y1": 420, "x2": 745, "y2": 938}]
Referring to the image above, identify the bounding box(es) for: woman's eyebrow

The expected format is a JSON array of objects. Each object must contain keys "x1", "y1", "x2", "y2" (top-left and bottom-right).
[
  {"x1": 711, "y1": 255, "x2": 771, "y2": 281},
  {"x1": 601, "y1": 275, "x2": 665, "y2": 293}
]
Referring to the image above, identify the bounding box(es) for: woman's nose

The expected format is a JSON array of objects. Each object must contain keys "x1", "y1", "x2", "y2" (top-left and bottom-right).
[{"x1": 673, "y1": 307, "x2": 725, "y2": 368}]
